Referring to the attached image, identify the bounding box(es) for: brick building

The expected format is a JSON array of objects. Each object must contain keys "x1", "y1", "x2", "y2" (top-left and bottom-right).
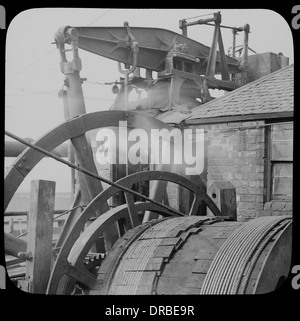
[{"x1": 184, "y1": 64, "x2": 293, "y2": 221}]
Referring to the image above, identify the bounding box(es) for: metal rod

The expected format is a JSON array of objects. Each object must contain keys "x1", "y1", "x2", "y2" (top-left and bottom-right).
[
  {"x1": 5, "y1": 130, "x2": 185, "y2": 217},
  {"x1": 204, "y1": 22, "x2": 245, "y2": 31},
  {"x1": 4, "y1": 210, "x2": 67, "y2": 217},
  {"x1": 183, "y1": 12, "x2": 217, "y2": 20}
]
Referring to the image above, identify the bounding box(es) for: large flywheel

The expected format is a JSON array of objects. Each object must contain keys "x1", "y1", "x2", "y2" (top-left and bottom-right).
[{"x1": 5, "y1": 110, "x2": 219, "y2": 294}]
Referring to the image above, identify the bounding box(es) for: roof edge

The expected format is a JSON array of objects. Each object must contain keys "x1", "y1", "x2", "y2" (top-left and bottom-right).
[
  {"x1": 185, "y1": 111, "x2": 294, "y2": 125},
  {"x1": 188, "y1": 63, "x2": 294, "y2": 120}
]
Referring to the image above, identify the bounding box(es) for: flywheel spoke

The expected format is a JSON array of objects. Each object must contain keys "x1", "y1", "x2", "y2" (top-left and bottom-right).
[
  {"x1": 66, "y1": 264, "x2": 97, "y2": 289},
  {"x1": 188, "y1": 196, "x2": 203, "y2": 216},
  {"x1": 124, "y1": 192, "x2": 140, "y2": 227}
]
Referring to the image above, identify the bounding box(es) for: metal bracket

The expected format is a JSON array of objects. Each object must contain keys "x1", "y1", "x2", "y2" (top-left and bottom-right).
[
  {"x1": 118, "y1": 22, "x2": 139, "y2": 110},
  {"x1": 54, "y1": 26, "x2": 82, "y2": 74}
]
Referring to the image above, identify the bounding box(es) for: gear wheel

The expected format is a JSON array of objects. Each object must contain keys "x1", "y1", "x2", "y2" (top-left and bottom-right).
[{"x1": 83, "y1": 253, "x2": 106, "y2": 274}]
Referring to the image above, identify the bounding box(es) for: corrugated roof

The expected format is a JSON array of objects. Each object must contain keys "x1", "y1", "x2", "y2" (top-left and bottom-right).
[{"x1": 186, "y1": 64, "x2": 294, "y2": 121}]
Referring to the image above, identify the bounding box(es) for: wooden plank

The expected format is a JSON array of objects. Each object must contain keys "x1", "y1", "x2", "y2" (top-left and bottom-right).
[
  {"x1": 145, "y1": 257, "x2": 164, "y2": 272},
  {"x1": 192, "y1": 259, "x2": 212, "y2": 274},
  {"x1": 156, "y1": 275, "x2": 187, "y2": 294},
  {"x1": 26, "y1": 180, "x2": 55, "y2": 294},
  {"x1": 213, "y1": 230, "x2": 234, "y2": 239},
  {"x1": 152, "y1": 246, "x2": 175, "y2": 259},
  {"x1": 185, "y1": 273, "x2": 206, "y2": 289},
  {"x1": 135, "y1": 272, "x2": 157, "y2": 295},
  {"x1": 159, "y1": 237, "x2": 182, "y2": 247},
  {"x1": 179, "y1": 227, "x2": 202, "y2": 244},
  {"x1": 194, "y1": 248, "x2": 215, "y2": 260}
]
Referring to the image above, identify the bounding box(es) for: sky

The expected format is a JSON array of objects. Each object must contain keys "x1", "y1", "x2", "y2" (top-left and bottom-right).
[{"x1": 4, "y1": 8, "x2": 294, "y2": 193}]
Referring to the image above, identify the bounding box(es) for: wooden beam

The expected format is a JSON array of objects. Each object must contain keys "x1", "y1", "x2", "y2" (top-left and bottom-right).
[{"x1": 26, "y1": 180, "x2": 55, "y2": 294}]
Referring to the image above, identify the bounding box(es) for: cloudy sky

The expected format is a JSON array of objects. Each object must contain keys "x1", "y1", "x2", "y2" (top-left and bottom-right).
[{"x1": 4, "y1": 8, "x2": 294, "y2": 193}]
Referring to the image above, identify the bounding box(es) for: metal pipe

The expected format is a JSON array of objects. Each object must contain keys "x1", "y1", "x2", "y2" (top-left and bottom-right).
[
  {"x1": 201, "y1": 22, "x2": 245, "y2": 31},
  {"x1": 4, "y1": 210, "x2": 67, "y2": 217},
  {"x1": 232, "y1": 29, "x2": 237, "y2": 59},
  {"x1": 5, "y1": 140, "x2": 68, "y2": 157},
  {"x1": 5, "y1": 233, "x2": 27, "y2": 257}
]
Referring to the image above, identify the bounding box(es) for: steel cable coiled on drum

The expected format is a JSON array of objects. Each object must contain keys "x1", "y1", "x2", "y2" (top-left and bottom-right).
[
  {"x1": 237, "y1": 218, "x2": 291, "y2": 294},
  {"x1": 200, "y1": 216, "x2": 292, "y2": 294},
  {"x1": 201, "y1": 216, "x2": 272, "y2": 294}
]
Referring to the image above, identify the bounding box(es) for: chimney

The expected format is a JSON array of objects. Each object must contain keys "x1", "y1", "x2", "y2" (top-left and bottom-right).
[{"x1": 246, "y1": 52, "x2": 289, "y2": 83}]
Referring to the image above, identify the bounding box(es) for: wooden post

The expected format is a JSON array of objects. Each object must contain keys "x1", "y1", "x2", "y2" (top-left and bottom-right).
[{"x1": 25, "y1": 180, "x2": 55, "y2": 293}]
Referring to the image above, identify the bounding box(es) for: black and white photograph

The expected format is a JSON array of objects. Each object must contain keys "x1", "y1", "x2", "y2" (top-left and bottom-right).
[{"x1": 2, "y1": 7, "x2": 298, "y2": 307}]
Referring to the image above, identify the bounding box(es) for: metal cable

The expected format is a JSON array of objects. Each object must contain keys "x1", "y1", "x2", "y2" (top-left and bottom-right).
[
  {"x1": 200, "y1": 216, "x2": 290, "y2": 294},
  {"x1": 215, "y1": 217, "x2": 285, "y2": 294},
  {"x1": 202, "y1": 217, "x2": 262, "y2": 294},
  {"x1": 238, "y1": 219, "x2": 291, "y2": 294},
  {"x1": 207, "y1": 216, "x2": 291, "y2": 294},
  {"x1": 200, "y1": 217, "x2": 263, "y2": 294},
  {"x1": 16, "y1": 205, "x2": 87, "y2": 238},
  {"x1": 224, "y1": 218, "x2": 283, "y2": 294}
]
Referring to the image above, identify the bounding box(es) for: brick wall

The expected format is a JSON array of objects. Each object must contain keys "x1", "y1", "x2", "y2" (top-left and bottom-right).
[{"x1": 190, "y1": 120, "x2": 292, "y2": 221}]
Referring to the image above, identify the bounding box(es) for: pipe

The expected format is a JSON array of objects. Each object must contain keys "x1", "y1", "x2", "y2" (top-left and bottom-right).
[
  {"x1": 5, "y1": 233, "x2": 27, "y2": 257},
  {"x1": 5, "y1": 140, "x2": 68, "y2": 157}
]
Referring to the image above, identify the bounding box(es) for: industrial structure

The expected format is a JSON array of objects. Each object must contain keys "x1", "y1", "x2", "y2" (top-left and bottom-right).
[{"x1": 4, "y1": 11, "x2": 293, "y2": 295}]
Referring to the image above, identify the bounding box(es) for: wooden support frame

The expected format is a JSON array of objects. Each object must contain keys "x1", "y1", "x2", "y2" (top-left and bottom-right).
[{"x1": 24, "y1": 180, "x2": 55, "y2": 293}]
